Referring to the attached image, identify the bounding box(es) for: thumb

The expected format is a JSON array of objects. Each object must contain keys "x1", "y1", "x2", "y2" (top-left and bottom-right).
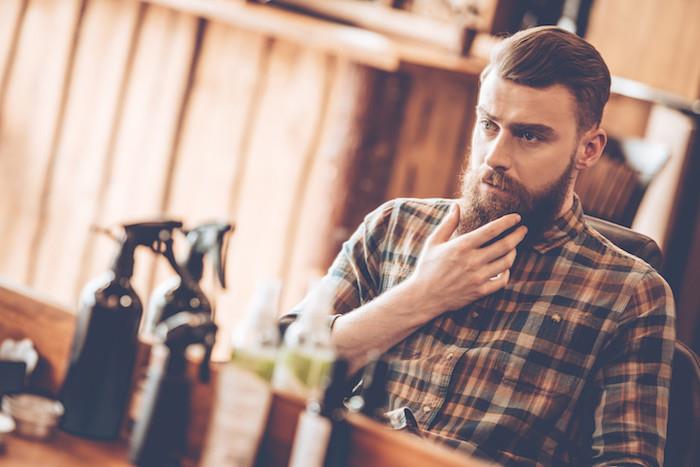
[{"x1": 427, "y1": 204, "x2": 459, "y2": 245}]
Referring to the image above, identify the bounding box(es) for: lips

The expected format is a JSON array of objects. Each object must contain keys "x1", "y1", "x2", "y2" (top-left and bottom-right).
[{"x1": 481, "y1": 178, "x2": 507, "y2": 193}]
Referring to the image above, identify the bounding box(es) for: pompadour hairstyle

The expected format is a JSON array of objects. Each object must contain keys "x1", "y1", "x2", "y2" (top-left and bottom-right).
[{"x1": 482, "y1": 26, "x2": 611, "y2": 132}]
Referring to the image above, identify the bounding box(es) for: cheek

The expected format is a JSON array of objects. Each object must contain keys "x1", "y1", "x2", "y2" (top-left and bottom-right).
[
  {"x1": 514, "y1": 151, "x2": 570, "y2": 193},
  {"x1": 468, "y1": 134, "x2": 486, "y2": 167}
]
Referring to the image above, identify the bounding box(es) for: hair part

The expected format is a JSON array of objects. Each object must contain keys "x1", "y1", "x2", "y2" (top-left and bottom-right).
[{"x1": 481, "y1": 26, "x2": 611, "y2": 133}]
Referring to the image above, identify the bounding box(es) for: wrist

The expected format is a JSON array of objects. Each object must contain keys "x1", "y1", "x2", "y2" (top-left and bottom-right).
[{"x1": 392, "y1": 276, "x2": 441, "y2": 325}]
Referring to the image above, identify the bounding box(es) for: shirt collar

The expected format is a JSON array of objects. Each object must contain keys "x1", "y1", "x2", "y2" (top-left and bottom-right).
[{"x1": 529, "y1": 194, "x2": 585, "y2": 254}]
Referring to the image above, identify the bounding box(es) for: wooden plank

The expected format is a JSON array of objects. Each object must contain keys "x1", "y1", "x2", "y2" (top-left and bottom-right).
[
  {"x1": 386, "y1": 69, "x2": 476, "y2": 200},
  {"x1": 272, "y1": 0, "x2": 473, "y2": 54},
  {"x1": 601, "y1": 93, "x2": 652, "y2": 139},
  {"x1": 213, "y1": 39, "x2": 332, "y2": 359},
  {"x1": 164, "y1": 24, "x2": 267, "y2": 225},
  {"x1": 145, "y1": 0, "x2": 487, "y2": 77},
  {"x1": 279, "y1": 58, "x2": 363, "y2": 313},
  {"x1": 29, "y1": 0, "x2": 143, "y2": 306},
  {"x1": 80, "y1": 3, "x2": 199, "y2": 302},
  {"x1": 586, "y1": 0, "x2": 700, "y2": 100},
  {"x1": 148, "y1": 22, "x2": 269, "y2": 296},
  {"x1": 0, "y1": 0, "x2": 84, "y2": 288},
  {"x1": 259, "y1": 390, "x2": 493, "y2": 467},
  {"x1": 144, "y1": 0, "x2": 399, "y2": 72},
  {"x1": 2, "y1": 432, "x2": 129, "y2": 467},
  {"x1": 0, "y1": 0, "x2": 26, "y2": 94},
  {"x1": 405, "y1": 0, "x2": 521, "y2": 34},
  {"x1": 0, "y1": 279, "x2": 74, "y2": 396}
]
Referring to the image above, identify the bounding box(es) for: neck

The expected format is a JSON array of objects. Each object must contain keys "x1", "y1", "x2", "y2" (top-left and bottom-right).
[{"x1": 557, "y1": 192, "x2": 575, "y2": 219}]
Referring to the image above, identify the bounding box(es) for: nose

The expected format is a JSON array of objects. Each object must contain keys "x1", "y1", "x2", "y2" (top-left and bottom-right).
[{"x1": 483, "y1": 132, "x2": 512, "y2": 171}]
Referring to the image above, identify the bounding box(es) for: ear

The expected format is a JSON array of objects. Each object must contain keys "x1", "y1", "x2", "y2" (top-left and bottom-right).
[{"x1": 574, "y1": 127, "x2": 607, "y2": 170}]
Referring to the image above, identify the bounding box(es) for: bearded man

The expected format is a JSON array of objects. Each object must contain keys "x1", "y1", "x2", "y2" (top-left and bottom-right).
[{"x1": 285, "y1": 26, "x2": 675, "y2": 467}]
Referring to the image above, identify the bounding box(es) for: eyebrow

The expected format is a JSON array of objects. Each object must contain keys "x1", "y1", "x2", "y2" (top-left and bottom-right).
[{"x1": 476, "y1": 106, "x2": 558, "y2": 139}]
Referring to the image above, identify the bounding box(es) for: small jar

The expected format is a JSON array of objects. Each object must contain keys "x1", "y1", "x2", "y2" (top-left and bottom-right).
[{"x1": 2, "y1": 394, "x2": 63, "y2": 440}]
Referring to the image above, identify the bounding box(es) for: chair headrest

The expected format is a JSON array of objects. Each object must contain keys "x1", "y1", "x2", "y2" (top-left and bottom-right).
[{"x1": 584, "y1": 215, "x2": 663, "y2": 270}]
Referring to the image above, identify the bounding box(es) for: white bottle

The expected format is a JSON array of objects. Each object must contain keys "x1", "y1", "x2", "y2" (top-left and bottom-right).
[
  {"x1": 230, "y1": 278, "x2": 282, "y2": 381},
  {"x1": 272, "y1": 278, "x2": 336, "y2": 401},
  {"x1": 200, "y1": 278, "x2": 282, "y2": 467}
]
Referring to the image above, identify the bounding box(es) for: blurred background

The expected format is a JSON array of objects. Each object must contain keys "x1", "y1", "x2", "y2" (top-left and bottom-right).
[{"x1": 0, "y1": 0, "x2": 698, "y2": 358}]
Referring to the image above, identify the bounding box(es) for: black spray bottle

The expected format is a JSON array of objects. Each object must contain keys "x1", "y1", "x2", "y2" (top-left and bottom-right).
[
  {"x1": 60, "y1": 221, "x2": 185, "y2": 439},
  {"x1": 143, "y1": 222, "x2": 232, "y2": 337},
  {"x1": 129, "y1": 312, "x2": 217, "y2": 467}
]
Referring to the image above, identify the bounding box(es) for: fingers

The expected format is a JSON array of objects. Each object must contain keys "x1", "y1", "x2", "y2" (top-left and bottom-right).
[
  {"x1": 461, "y1": 213, "x2": 522, "y2": 249},
  {"x1": 480, "y1": 248, "x2": 517, "y2": 280},
  {"x1": 426, "y1": 204, "x2": 460, "y2": 246},
  {"x1": 479, "y1": 268, "x2": 510, "y2": 295},
  {"x1": 478, "y1": 225, "x2": 528, "y2": 263}
]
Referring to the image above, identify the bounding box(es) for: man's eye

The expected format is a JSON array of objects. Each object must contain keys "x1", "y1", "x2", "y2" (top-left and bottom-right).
[
  {"x1": 520, "y1": 132, "x2": 540, "y2": 142},
  {"x1": 479, "y1": 119, "x2": 496, "y2": 131}
]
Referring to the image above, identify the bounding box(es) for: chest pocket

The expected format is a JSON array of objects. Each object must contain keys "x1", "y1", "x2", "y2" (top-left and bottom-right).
[
  {"x1": 489, "y1": 304, "x2": 584, "y2": 418},
  {"x1": 495, "y1": 350, "x2": 579, "y2": 399}
]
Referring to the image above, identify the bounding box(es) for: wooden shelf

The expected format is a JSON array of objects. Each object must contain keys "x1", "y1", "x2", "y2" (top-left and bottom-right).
[{"x1": 142, "y1": 0, "x2": 487, "y2": 76}]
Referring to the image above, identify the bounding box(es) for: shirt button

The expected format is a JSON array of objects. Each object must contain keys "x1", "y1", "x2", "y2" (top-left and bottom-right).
[
  {"x1": 472, "y1": 311, "x2": 480, "y2": 318},
  {"x1": 422, "y1": 405, "x2": 432, "y2": 413}
]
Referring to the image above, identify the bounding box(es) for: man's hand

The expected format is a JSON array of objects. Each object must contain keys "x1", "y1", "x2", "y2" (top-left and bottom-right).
[
  {"x1": 331, "y1": 203, "x2": 527, "y2": 372},
  {"x1": 406, "y1": 204, "x2": 527, "y2": 318}
]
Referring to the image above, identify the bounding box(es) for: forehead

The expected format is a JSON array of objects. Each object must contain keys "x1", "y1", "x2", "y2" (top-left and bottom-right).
[{"x1": 478, "y1": 73, "x2": 578, "y2": 130}]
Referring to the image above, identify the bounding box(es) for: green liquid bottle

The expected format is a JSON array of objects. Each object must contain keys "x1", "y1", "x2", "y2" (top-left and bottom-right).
[
  {"x1": 272, "y1": 279, "x2": 336, "y2": 400},
  {"x1": 230, "y1": 278, "x2": 282, "y2": 381}
]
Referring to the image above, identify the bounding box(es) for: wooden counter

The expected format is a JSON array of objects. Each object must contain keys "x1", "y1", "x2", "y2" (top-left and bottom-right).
[
  {"x1": 2, "y1": 432, "x2": 130, "y2": 467},
  {"x1": 0, "y1": 280, "x2": 495, "y2": 467}
]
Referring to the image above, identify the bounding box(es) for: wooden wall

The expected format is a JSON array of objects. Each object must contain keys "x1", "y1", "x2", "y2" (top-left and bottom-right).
[
  {"x1": 0, "y1": 0, "x2": 477, "y2": 358},
  {"x1": 587, "y1": 0, "x2": 700, "y2": 100}
]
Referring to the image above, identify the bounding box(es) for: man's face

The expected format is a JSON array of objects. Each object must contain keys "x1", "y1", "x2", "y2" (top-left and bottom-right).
[{"x1": 459, "y1": 73, "x2": 581, "y2": 238}]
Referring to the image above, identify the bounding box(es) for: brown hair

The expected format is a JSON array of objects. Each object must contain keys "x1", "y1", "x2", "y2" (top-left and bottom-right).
[{"x1": 481, "y1": 26, "x2": 611, "y2": 133}]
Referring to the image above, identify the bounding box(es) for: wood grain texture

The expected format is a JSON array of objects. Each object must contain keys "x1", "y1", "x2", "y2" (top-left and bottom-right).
[
  {"x1": 386, "y1": 68, "x2": 476, "y2": 200},
  {"x1": 29, "y1": 0, "x2": 143, "y2": 306},
  {"x1": 0, "y1": 0, "x2": 84, "y2": 285},
  {"x1": 324, "y1": 68, "x2": 409, "y2": 267},
  {"x1": 148, "y1": 22, "x2": 269, "y2": 299},
  {"x1": 2, "y1": 431, "x2": 129, "y2": 467},
  {"x1": 79, "y1": 3, "x2": 199, "y2": 303},
  {"x1": 0, "y1": 0, "x2": 26, "y2": 96},
  {"x1": 279, "y1": 58, "x2": 363, "y2": 313},
  {"x1": 0, "y1": 279, "x2": 74, "y2": 395},
  {"x1": 274, "y1": 0, "x2": 473, "y2": 54},
  {"x1": 601, "y1": 94, "x2": 652, "y2": 139},
  {"x1": 145, "y1": 0, "x2": 400, "y2": 71},
  {"x1": 586, "y1": 0, "x2": 700, "y2": 100},
  {"x1": 164, "y1": 24, "x2": 267, "y2": 225}
]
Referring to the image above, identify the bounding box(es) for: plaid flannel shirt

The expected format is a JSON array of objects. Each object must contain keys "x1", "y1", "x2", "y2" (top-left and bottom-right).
[{"x1": 313, "y1": 196, "x2": 675, "y2": 466}]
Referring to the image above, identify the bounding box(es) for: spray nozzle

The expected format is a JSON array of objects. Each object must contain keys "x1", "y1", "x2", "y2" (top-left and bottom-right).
[
  {"x1": 182, "y1": 222, "x2": 234, "y2": 287},
  {"x1": 155, "y1": 312, "x2": 218, "y2": 383},
  {"x1": 110, "y1": 220, "x2": 194, "y2": 282}
]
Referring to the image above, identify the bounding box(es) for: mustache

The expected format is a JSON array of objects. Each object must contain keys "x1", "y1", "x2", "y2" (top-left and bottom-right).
[{"x1": 479, "y1": 168, "x2": 517, "y2": 192}]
